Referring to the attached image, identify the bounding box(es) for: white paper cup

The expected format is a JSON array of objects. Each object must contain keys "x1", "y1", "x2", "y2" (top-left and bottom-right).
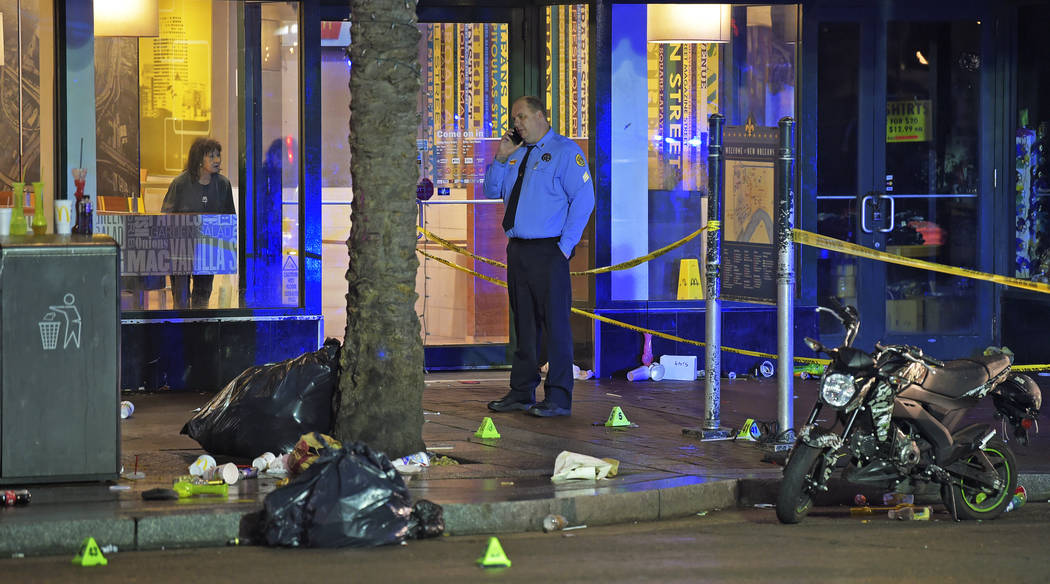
[
  {"x1": 54, "y1": 200, "x2": 73, "y2": 234},
  {"x1": 252, "y1": 452, "x2": 276, "y2": 471},
  {"x1": 188, "y1": 454, "x2": 217, "y2": 477},
  {"x1": 0, "y1": 208, "x2": 11, "y2": 236},
  {"x1": 209, "y1": 462, "x2": 240, "y2": 485}
]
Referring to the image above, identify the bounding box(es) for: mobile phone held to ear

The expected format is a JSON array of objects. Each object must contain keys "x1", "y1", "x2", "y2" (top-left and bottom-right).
[{"x1": 508, "y1": 128, "x2": 523, "y2": 145}]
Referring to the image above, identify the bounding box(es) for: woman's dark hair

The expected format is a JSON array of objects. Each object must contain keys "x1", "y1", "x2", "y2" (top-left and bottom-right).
[{"x1": 185, "y1": 137, "x2": 222, "y2": 181}]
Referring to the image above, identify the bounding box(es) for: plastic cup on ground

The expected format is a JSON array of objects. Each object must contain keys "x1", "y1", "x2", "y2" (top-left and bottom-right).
[
  {"x1": 648, "y1": 363, "x2": 666, "y2": 381},
  {"x1": 188, "y1": 454, "x2": 217, "y2": 477},
  {"x1": 252, "y1": 452, "x2": 276, "y2": 471},
  {"x1": 542, "y1": 514, "x2": 568, "y2": 532},
  {"x1": 120, "y1": 401, "x2": 134, "y2": 419},
  {"x1": 627, "y1": 365, "x2": 650, "y2": 382},
  {"x1": 210, "y1": 462, "x2": 240, "y2": 485}
]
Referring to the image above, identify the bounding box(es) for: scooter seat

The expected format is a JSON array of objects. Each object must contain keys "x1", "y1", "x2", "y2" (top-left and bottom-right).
[{"x1": 916, "y1": 353, "x2": 1011, "y2": 398}]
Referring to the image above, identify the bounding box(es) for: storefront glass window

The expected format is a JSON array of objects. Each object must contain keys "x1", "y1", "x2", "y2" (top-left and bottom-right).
[
  {"x1": 0, "y1": 1, "x2": 55, "y2": 224},
  {"x1": 1015, "y1": 6, "x2": 1050, "y2": 283},
  {"x1": 610, "y1": 4, "x2": 796, "y2": 302},
  {"x1": 93, "y1": 1, "x2": 300, "y2": 312}
]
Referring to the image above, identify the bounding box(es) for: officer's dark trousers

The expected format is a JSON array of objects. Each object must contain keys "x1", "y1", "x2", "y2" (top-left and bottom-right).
[{"x1": 506, "y1": 237, "x2": 574, "y2": 409}]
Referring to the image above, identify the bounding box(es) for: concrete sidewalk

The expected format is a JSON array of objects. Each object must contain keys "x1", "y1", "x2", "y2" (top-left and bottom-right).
[{"x1": 1, "y1": 372, "x2": 1048, "y2": 556}]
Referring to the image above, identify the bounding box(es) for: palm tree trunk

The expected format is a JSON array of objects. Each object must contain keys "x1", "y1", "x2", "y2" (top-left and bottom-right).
[{"x1": 334, "y1": 0, "x2": 425, "y2": 458}]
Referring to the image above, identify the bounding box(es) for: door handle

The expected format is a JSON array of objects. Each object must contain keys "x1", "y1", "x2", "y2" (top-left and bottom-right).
[
  {"x1": 879, "y1": 195, "x2": 895, "y2": 233},
  {"x1": 861, "y1": 195, "x2": 873, "y2": 233}
]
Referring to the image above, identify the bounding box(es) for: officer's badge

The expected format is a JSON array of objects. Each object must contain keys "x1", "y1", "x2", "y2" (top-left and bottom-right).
[
  {"x1": 542, "y1": 153, "x2": 552, "y2": 162},
  {"x1": 576, "y1": 154, "x2": 586, "y2": 167}
]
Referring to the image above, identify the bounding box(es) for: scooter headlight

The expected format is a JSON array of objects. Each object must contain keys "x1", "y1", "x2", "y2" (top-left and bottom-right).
[{"x1": 820, "y1": 372, "x2": 856, "y2": 408}]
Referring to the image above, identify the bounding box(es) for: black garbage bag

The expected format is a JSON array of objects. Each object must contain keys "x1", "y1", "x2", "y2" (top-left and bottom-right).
[
  {"x1": 261, "y1": 440, "x2": 440, "y2": 548},
  {"x1": 407, "y1": 499, "x2": 445, "y2": 540},
  {"x1": 181, "y1": 338, "x2": 341, "y2": 458}
]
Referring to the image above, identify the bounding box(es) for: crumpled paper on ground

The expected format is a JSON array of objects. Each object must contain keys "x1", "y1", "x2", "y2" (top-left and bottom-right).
[
  {"x1": 538, "y1": 363, "x2": 594, "y2": 380},
  {"x1": 551, "y1": 451, "x2": 619, "y2": 482}
]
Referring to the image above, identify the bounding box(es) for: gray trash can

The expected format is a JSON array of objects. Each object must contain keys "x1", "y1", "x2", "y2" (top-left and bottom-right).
[{"x1": 0, "y1": 234, "x2": 120, "y2": 484}]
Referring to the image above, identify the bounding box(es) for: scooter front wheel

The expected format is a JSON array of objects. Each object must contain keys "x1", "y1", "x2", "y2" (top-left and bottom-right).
[{"x1": 776, "y1": 443, "x2": 827, "y2": 524}]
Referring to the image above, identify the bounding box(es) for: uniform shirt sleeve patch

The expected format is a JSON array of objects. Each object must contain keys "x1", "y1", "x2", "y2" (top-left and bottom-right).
[
  {"x1": 576, "y1": 154, "x2": 586, "y2": 167},
  {"x1": 582, "y1": 172, "x2": 590, "y2": 183}
]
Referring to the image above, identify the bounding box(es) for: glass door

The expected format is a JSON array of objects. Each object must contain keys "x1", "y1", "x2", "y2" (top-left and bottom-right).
[{"x1": 809, "y1": 1, "x2": 995, "y2": 356}]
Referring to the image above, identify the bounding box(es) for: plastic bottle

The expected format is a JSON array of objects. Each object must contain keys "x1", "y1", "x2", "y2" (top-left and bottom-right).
[
  {"x1": 1005, "y1": 485, "x2": 1027, "y2": 512},
  {"x1": 888, "y1": 506, "x2": 931, "y2": 520},
  {"x1": 542, "y1": 514, "x2": 568, "y2": 532},
  {"x1": 75, "y1": 195, "x2": 94, "y2": 235},
  {"x1": 2, "y1": 489, "x2": 31, "y2": 506}
]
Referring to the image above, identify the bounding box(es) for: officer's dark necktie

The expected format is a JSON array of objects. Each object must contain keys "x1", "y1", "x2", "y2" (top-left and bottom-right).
[{"x1": 501, "y1": 145, "x2": 535, "y2": 232}]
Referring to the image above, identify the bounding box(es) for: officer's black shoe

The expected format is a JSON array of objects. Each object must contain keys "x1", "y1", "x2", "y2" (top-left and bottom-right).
[
  {"x1": 487, "y1": 394, "x2": 535, "y2": 412},
  {"x1": 526, "y1": 402, "x2": 571, "y2": 417}
]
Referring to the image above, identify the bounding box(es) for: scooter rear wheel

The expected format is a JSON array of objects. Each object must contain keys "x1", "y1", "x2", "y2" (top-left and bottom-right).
[{"x1": 941, "y1": 438, "x2": 1017, "y2": 521}]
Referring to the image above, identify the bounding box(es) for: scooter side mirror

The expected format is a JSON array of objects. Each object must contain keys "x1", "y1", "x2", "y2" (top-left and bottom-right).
[{"x1": 804, "y1": 337, "x2": 824, "y2": 353}]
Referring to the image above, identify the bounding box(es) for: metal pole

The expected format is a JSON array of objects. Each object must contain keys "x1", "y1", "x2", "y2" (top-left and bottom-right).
[
  {"x1": 776, "y1": 117, "x2": 796, "y2": 442},
  {"x1": 702, "y1": 113, "x2": 728, "y2": 436}
]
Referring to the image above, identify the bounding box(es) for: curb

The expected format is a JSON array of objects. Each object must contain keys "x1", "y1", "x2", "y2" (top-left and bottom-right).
[{"x1": 2, "y1": 473, "x2": 1046, "y2": 557}]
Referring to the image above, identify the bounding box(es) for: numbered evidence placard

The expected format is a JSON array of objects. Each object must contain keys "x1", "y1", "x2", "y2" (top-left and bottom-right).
[
  {"x1": 721, "y1": 116, "x2": 776, "y2": 305},
  {"x1": 94, "y1": 213, "x2": 237, "y2": 276}
]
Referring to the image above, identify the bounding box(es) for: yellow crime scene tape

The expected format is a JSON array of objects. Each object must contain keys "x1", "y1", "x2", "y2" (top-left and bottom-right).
[
  {"x1": 416, "y1": 225, "x2": 1050, "y2": 372},
  {"x1": 416, "y1": 227, "x2": 826, "y2": 365},
  {"x1": 792, "y1": 229, "x2": 1050, "y2": 372}
]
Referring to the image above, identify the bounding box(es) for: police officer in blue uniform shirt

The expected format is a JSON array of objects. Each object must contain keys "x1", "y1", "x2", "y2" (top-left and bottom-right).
[{"x1": 483, "y1": 96, "x2": 595, "y2": 417}]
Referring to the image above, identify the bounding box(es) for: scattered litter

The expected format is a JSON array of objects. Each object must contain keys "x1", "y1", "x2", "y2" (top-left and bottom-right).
[
  {"x1": 392, "y1": 451, "x2": 431, "y2": 474},
  {"x1": 551, "y1": 451, "x2": 616, "y2": 482},
  {"x1": 108, "y1": 485, "x2": 130, "y2": 491},
  {"x1": 696, "y1": 511, "x2": 708, "y2": 516},
  {"x1": 605, "y1": 393, "x2": 622, "y2": 398},
  {"x1": 888, "y1": 506, "x2": 931, "y2": 521},
  {"x1": 573, "y1": 364, "x2": 594, "y2": 380},
  {"x1": 563, "y1": 525, "x2": 587, "y2": 531},
  {"x1": 500, "y1": 481, "x2": 514, "y2": 486},
  {"x1": 427, "y1": 445, "x2": 454, "y2": 450},
  {"x1": 99, "y1": 544, "x2": 118, "y2": 554},
  {"x1": 172, "y1": 477, "x2": 229, "y2": 499},
  {"x1": 627, "y1": 363, "x2": 665, "y2": 382},
  {"x1": 423, "y1": 411, "x2": 441, "y2": 416},
  {"x1": 188, "y1": 454, "x2": 216, "y2": 477},
  {"x1": 1005, "y1": 486, "x2": 1027, "y2": 512},
  {"x1": 119, "y1": 400, "x2": 134, "y2": 419},
  {"x1": 542, "y1": 514, "x2": 568, "y2": 532},
  {"x1": 882, "y1": 493, "x2": 914, "y2": 506},
  {"x1": 252, "y1": 452, "x2": 276, "y2": 471},
  {"x1": 753, "y1": 503, "x2": 775, "y2": 509},
  {"x1": 854, "y1": 494, "x2": 867, "y2": 506},
  {"x1": 430, "y1": 455, "x2": 459, "y2": 466},
  {"x1": 141, "y1": 488, "x2": 179, "y2": 501},
  {"x1": 2, "y1": 489, "x2": 31, "y2": 506}
]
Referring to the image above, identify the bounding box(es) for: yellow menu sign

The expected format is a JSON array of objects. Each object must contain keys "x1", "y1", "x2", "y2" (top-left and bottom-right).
[{"x1": 886, "y1": 100, "x2": 930, "y2": 142}]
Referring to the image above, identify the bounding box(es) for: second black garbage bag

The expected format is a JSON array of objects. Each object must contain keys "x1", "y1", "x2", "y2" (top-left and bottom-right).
[
  {"x1": 181, "y1": 338, "x2": 341, "y2": 458},
  {"x1": 260, "y1": 438, "x2": 443, "y2": 548}
]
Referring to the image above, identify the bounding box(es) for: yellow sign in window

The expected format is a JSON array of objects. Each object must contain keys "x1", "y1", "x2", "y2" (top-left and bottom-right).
[{"x1": 886, "y1": 100, "x2": 930, "y2": 142}]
